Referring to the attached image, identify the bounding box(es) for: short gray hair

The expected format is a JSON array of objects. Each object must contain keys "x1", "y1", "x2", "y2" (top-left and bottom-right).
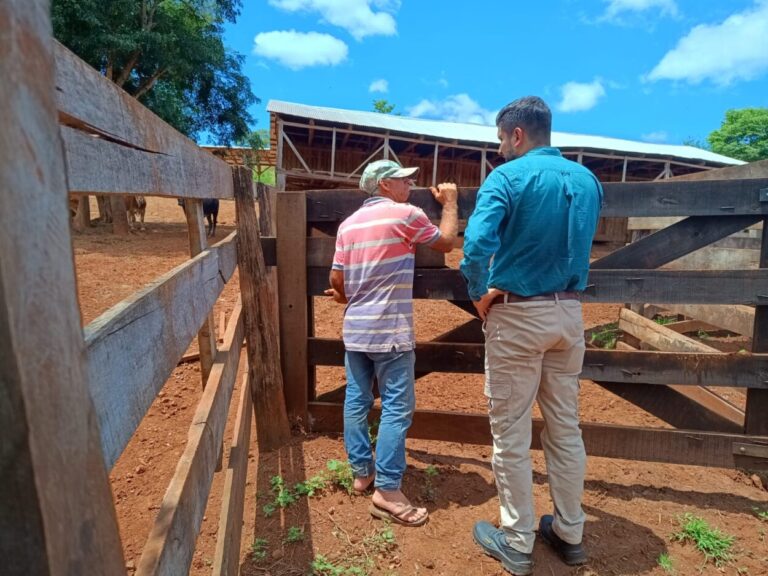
[{"x1": 495, "y1": 96, "x2": 552, "y2": 144}]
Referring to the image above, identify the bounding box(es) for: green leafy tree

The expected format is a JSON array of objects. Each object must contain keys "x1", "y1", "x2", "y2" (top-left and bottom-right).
[
  {"x1": 707, "y1": 108, "x2": 768, "y2": 162},
  {"x1": 372, "y1": 99, "x2": 395, "y2": 114},
  {"x1": 52, "y1": 0, "x2": 257, "y2": 144}
]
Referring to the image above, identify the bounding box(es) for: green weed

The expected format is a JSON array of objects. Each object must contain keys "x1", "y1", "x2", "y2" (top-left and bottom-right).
[
  {"x1": 250, "y1": 538, "x2": 268, "y2": 562},
  {"x1": 284, "y1": 526, "x2": 305, "y2": 544},
  {"x1": 654, "y1": 316, "x2": 676, "y2": 325},
  {"x1": 422, "y1": 465, "x2": 440, "y2": 502},
  {"x1": 672, "y1": 513, "x2": 734, "y2": 566},
  {"x1": 326, "y1": 460, "x2": 355, "y2": 494},
  {"x1": 696, "y1": 329, "x2": 710, "y2": 340},
  {"x1": 368, "y1": 419, "x2": 380, "y2": 448},
  {"x1": 295, "y1": 473, "x2": 328, "y2": 497},
  {"x1": 657, "y1": 552, "x2": 675, "y2": 574},
  {"x1": 588, "y1": 322, "x2": 620, "y2": 349},
  {"x1": 752, "y1": 507, "x2": 768, "y2": 522}
]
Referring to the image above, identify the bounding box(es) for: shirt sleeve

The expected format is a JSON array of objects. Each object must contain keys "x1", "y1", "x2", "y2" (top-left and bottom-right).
[
  {"x1": 460, "y1": 170, "x2": 513, "y2": 301},
  {"x1": 332, "y1": 229, "x2": 345, "y2": 270},
  {"x1": 403, "y1": 206, "x2": 441, "y2": 246}
]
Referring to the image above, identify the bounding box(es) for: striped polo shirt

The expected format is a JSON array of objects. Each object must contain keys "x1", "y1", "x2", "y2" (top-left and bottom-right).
[{"x1": 332, "y1": 196, "x2": 441, "y2": 352}]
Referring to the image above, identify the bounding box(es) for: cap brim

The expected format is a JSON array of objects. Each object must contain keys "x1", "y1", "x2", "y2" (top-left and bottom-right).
[{"x1": 388, "y1": 166, "x2": 419, "y2": 179}]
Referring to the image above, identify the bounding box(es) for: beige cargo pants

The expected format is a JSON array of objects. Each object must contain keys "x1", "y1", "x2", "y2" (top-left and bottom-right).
[{"x1": 483, "y1": 298, "x2": 587, "y2": 554}]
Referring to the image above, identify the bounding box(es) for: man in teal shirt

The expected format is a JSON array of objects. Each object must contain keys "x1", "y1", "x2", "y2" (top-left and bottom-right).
[{"x1": 464, "y1": 96, "x2": 602, "y2": 575}]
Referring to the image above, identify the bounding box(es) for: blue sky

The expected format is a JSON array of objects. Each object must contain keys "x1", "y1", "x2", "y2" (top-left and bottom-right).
[{"x1": 223, "y1": 0, "x2": 768, "y2": 145}]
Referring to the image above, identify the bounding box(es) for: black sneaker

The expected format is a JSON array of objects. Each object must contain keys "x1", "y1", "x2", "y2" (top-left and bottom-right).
[
  {"x1": 473, "y1": 521, "x2": 533, "y2": 576},
  {"x1": 538, "y1": 514, "x2": 588, "y2": 566}
]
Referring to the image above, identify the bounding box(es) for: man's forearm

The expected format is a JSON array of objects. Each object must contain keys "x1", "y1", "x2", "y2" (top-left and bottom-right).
[{"x1": 439, "y1": 201, "x2": 458, "y2": 244}]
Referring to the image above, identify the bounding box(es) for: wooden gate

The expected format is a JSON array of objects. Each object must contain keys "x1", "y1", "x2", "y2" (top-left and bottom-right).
[{"x1": 273, "y1": 180, "x2": 768, "y2": 471}]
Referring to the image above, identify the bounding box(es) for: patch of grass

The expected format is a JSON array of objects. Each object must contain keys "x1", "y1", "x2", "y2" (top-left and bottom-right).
[
  {"x1": 587, "y1": 322, "x2": 620, "y2": 349},
  {"x1": 284, "y1": 526, "x2": 305, "y2": 544},
  {"x1": 312, "y1": 526, "x2": 398, "y2": 575},
  {"x1": 671, "y1": 513, "x2": 734, "y2": 566},
  {"x1": 753, "y1": 507, "x2": 768, "y2": 522},
  {"x1": 657, "y1": 552, "x2": 675, "y2": 574},
  {"x1": 326, "y1": 459, "x2": 355, "y2": 494},
  {"x1": 250, "y1": 538, "x2": 268, "y2": 562},
  {"x1": 310, "y1": 555, "x2": 366, "y2": 576},
  {"x1": 696, "y1": 329, "x2": 710, "y2": 340},
  {"x1": 654, "y1": 316, "x2": 677, "y2": 325}
]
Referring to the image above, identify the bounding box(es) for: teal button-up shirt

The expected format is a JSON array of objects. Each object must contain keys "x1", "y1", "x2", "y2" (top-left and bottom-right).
[{"x1": 460, "y1": 147, "x2": 603, "y2": 301}]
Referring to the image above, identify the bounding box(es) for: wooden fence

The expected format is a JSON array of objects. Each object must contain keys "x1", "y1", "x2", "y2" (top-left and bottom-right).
[
  {"x1": 271, "y1": 179, "x2": 768, "y2": 472},
  {"x1": 2, "y1": 5, "x2": 287, "y2": 575}
]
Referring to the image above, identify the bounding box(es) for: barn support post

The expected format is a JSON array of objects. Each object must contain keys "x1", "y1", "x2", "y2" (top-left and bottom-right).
[
  {"x1": 233, "y1": 166, "x2": 291, "y2": 449},
  {"x1": 276, "y1": 191, "x2": 309, "y2": 426},
  {"x1": 0, "y1": 2, "x2": 126, "y2": 573},
  {"x1": 184, "y1": 198, "x2": 217, "y2": 386},
  {"x1": 746, "y1": 216, "x2": 768, "y2": 436}
]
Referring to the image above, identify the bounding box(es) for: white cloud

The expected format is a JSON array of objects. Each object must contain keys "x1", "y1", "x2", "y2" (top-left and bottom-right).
[
  {"x1": 369, "y1": 79, "x2": 388, "y2": 93},
  {"x1": 646, "y1": 1, "x2": 768, "y2": 85},
  {"x1": 641, "y1": 131, "x2": 669, "y2": 143},
  {"x1": 602, "y1": 0, "x2": 678, "y2": 20},
  {"x1": 406, "y1": 94, "x2": 496, "y2": 125},
  {"x1": 253, "y1": 30, "x2": 348, "y2": 70},
  {"x1": 268, "y1": 0, "x2": 398, "y2": 40},
  {"x1": 556, "y1": 79, "x2": 606, "y2": 113}
]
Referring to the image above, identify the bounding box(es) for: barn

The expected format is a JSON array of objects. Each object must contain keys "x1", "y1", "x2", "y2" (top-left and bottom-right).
[{"x1": 268, "y1": 100, "x2": 743, "y2": 241}]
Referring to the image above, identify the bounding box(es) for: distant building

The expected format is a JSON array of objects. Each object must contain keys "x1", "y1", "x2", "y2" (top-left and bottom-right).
[{"x1": 268, "y1": 100, "x2": 742, "y2": 241}]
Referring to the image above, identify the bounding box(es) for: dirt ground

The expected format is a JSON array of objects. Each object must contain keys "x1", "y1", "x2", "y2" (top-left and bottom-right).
[{"x1": 73, "y1": 197, "x2": 768, "y2": 576}]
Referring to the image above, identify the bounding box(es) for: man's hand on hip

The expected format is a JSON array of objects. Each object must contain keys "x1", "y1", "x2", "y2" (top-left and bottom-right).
[{"x1": 473, "y1": 288, "x2": 503, "y2": 321}]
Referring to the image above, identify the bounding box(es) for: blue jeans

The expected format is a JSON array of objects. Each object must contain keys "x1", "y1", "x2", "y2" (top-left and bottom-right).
[{"x1": 344, "y1": 349, "x2": 416, "y2": 491}]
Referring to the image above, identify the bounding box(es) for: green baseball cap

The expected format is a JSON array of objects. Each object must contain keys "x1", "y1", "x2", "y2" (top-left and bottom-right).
[{"x1": 359, "y1": 159, "x2": 419, "y2": 195}]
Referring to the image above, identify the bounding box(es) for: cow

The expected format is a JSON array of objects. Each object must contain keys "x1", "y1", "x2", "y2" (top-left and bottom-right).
[
  {"x1": 177, "y1": 198, "x2": 219, "y2": 237},
  {"x1": 126, "y1": 196, "x2": 147, "y2": 230}
]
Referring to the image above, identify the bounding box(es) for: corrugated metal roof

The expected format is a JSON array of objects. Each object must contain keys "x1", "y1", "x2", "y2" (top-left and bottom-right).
[{"x1": 268, "y1": 100, "x2": 743, "y2": 167}]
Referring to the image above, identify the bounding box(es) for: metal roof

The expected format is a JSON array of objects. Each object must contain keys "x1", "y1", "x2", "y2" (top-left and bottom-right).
[{"x1": 268, "y1": 100, "x2": 743, "y2": 167}]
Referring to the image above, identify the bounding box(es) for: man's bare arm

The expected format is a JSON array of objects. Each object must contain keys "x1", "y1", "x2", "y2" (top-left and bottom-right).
[
  {"x1": 429, "y1": 183, "x2": 459, "y2": 253},
  {"x1": 325, "y1": 269, "x2": 347, "y2": 303}
]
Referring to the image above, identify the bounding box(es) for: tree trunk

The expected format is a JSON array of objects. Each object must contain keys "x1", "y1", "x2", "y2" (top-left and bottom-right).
[{"x1": 110, "y1": 196, "x2": 130, "y2": 235}]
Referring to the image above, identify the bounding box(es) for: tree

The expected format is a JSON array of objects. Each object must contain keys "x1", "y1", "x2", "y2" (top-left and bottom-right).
[
  {"x1": 372, "y1": 99, "x2": 395, "y2": 114},
  {"x1": 52, "y1": 0, "x2": 257, "y2": 145},
  {"x1": 707, "y1": 108, "x2": 768, "y2": 162}
]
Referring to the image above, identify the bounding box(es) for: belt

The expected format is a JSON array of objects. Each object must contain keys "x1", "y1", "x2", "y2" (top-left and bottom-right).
[{"x1": 490, "y1": 291, "x2": 579, "y2": 306}]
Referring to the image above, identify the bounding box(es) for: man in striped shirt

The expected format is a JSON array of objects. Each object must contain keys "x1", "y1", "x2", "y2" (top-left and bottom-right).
[{"x1": 326, "y1": 159, "x2": 458, "y2": 526}]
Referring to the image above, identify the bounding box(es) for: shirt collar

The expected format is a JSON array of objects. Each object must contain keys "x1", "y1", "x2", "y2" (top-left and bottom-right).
[
  {"x1": 363, "y1": 195, "x2": 393, "y2": 206},
  {"x1": 522, "y1": 146, "x2": 562, "y2": 158}
]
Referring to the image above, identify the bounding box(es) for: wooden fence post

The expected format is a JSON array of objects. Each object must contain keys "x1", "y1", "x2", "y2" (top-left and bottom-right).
[
  {"x1": 233, "y1": 166, "x2": 291, "y2": 449},
  {"x1": 747, "y1": 217, "x2": 768, "y2": 436},
  {"x1": 276, "y1": 191, "x2": 309, "y2": 426},
  {"x1": 183, "y1": 198, "x2": 217, "y2": 386},
  {"x1": 0, "y1": 2, "x2": 125, "y2": 573}
]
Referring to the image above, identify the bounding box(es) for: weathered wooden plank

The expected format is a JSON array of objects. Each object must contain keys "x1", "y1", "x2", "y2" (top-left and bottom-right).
[
  {"x1": 603, "y1": 382, "x2": 743, "y2": 432},
  {"x1": 54, "y1": 42, "x2": 232, "y2": 199},
  {"x1": 660, "y1": 304, "x2": 755, "y2": 337},
  {"x1": 308, "y1": 402, "x2": 768, "y2": 469},
  {"x1": 591, "y1": 215, "x2": 761, "y2": 269},
  {"x1": 212, "y1": 371, "x2": 253, "y2": 576},
  {"x1": 305, "y1": 179, "x2": 768, "y2": 222},
  {"x1": 136, "y1": 301, "x2": 245, "y2": 576},
  {"x1": 747, "y1": 221, "x2": 768, "y2": 435},
  {"x1": 618, "y1": 308, "x2": 745, "y2": 428},
  {"x1": 85, "y1": 235, "x2": 238, "y2": 469},
  {"x1": 185, "y1": 199, "x2": 217, "y2": 386},
  {"x1": 308, "y1": 338, "x2": 768, "y2": 388},
  {"x1": 0, "y1": 5, "x2": 125, "y2": 573},
  {"x1": 600, "y1": 178, "x2": 768, "y2": 218},
  {"x1": 277, "y1": 192, "x2": 310, "y2": 425},
  {"x1": 308, "y1": 267, "x2": 768, "y2": 305},
  {"x1": 233, "y1": 167, "x2": 291, "y2": 449}
]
